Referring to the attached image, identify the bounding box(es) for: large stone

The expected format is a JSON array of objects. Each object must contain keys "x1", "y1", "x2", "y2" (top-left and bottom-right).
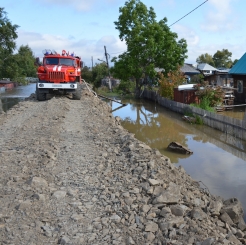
[
  {"x1": 209, "y1": 199, "x2": 223, "y2": 216},
  {"x1": 145, "y1": 221, "x2": 159, "y2": 232},
  {"x1": 221, "y1": 198, "x2": 244, "y2": 223},
  {"x1": 201, "y1": 238, "x2": 214, "y2": 245},
  {"x1": 237, "y1": 217, "x2": 246, "y2": 231},
  {"x1": 152, "y1": 182, "x2": 181, "y2": 204},
  {"x1": 27, "y1": 177, "x2": 48, "y2": 188},
  {"x1": 190, "y1": 208, "x2": 207, "y2": 220},
  {"x1": 145, "y1": 232, "x2": 155, "y2": 242},
  {"x1": 170, "y1": 205, "x2": 187, "y2": 217},
  {"x1": 220, "y1": 212, "x2": 233, "y2": 225},
  {"x1": 158, "y1": 217, "x2": 185, "y2": 231},
  {"x1": 148, "y1": 179, "x2": 160, "y2": 186},
  {"x1": 53, "y1": 190, "x2": 66, "y2": 199}
]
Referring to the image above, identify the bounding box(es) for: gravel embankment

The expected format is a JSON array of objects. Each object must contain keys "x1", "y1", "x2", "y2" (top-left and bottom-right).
[{"x1": 0, "y1": 87, "x2": 246, "y2": 245}]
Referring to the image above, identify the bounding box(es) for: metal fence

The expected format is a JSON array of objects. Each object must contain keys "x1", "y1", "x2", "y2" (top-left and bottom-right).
[{"x1": 143, "y1": 90, "x2": 246, "y2": 141}]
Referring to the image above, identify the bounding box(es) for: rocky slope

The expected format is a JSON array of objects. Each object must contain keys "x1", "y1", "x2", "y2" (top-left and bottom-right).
[{"x1": 0, "y1": 87, "x2": 246, "y2": 245}]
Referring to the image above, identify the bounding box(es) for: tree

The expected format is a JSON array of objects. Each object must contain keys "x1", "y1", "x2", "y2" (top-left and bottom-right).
[
  {"x1": 213, "y1": 49, "x2": 232, "y2": 68},
  {"x1": 92, "y1": 63, "x2": 108, "y2": 89},
  {"x1": 196, "y1": 53, "x2": 215, "y2": 67},
  {"x1": 112, "y1": 0, "x2": 187, "y2": 97},
  {"x1": 0, "y1": 8, "x2": 19, "y2": 78},
  {"x1": 232, "y1": 59, "x2": 238, "y2": 67},
  {"x1": 158, "y1": 67, "x2": 185, "y2": 99},
  {"x1": 15, "y1": 45, "x2": 36, "y2": 77},
  {"x1": 81, "y1": 66, "x2": 93, "y2": 82}
]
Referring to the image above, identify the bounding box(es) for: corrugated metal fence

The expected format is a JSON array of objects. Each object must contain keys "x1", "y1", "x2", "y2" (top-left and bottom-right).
[{"x1": 143, "y1": 90, "x2": 246, "y2": 141}]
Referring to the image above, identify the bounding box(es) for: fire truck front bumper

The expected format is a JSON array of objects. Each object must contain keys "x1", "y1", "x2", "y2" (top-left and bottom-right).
[{"x1": 37, "y1": 83, "x2": 77, "y2": 89}]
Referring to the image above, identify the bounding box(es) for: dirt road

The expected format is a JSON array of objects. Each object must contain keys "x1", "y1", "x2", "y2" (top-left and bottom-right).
[{"x1": 0, "y1": 88, "x2": 245, "y2": 245}]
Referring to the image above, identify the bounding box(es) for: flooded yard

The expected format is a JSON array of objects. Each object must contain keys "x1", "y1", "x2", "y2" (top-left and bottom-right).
[{"x1": 110, "y1": 97, "x2": 246, "y2": 219}]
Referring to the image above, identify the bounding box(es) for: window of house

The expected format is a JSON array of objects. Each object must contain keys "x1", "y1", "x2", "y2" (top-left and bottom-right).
[{"x1": 237, "y1": 80, "x2": 243, "y2": 93}]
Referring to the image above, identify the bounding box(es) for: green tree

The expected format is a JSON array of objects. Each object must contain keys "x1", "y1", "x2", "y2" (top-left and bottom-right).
[
  {"x1": 0, "y1": 8, "x2": 19, "y2": 78},
  {"x1": 92, "y1": 63, "x2": 108, "y2": 89},
  {"x1": 81, "y1": 66, "x2": 93, "y2": 82},
  {"x1": 213, "y1": 49, "x2": 232, "y2": 68},
  {"x1": 232, "y1": 59, "x2": 238, "y2": 67},
  {"x1": 112, "y1": 0, "x2": 187, "y2": 97},
  {"x1": 15, "y1": 45, "x2": 36, "y2": 77},
  {"x1": 196, "y1": 53, "x2": 215, "y2": 67}
]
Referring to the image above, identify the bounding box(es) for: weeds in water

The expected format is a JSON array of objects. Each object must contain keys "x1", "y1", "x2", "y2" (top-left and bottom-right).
[{"x1": 195, "y1": 115, "x2": 203, "y2": 125}]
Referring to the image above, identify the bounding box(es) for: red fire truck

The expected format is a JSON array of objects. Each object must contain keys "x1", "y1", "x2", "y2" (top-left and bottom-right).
[{"x1": 36, "y1": 49, "x2": 83, "y2": 101}]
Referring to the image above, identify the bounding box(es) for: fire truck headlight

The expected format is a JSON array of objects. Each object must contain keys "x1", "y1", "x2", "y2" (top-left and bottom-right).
[
  {"x1": 70, "y1": 84, "x2": 75, "y2": 88},
  {"x1": 39, "y1": 83, "x2": 44, "y2": 87}
]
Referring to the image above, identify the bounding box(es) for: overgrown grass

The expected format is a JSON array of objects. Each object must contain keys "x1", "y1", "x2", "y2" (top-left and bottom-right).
[
  {"x1": 96, "y1": 86, "x2": 135, "y2": 99},
  {"x1": 195, "y1": 115, "x2": 204, "y2": 125},
  {"x1": 190, "y1": 97, "x2": 215, "y2": 112}
]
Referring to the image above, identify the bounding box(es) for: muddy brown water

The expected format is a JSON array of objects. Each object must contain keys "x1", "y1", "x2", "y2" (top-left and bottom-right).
[
  {"x1": 110, "y1": 97, "x2": 246, "y2": 219},
  {"x1": 0, "y1": 83, "x2": 36, "y2": 112},
  {"x1": 2, "y1": 85, "x2": 246, "y2": 219}
]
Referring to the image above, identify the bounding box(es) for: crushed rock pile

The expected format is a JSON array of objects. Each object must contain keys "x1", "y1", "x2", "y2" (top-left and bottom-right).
[{"x1": 0, "y1": 87, "x2": 246, "y2": 245}]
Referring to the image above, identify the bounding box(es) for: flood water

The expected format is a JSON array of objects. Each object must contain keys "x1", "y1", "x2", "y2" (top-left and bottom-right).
[
  {"x1": 0, "y1": 83, "x2": 36, "y2": 112},
  {"x1": 110, "y1": 98, "x2": 246, "y2": 219},
  {"x1": 1, "y1": 85, "x2": 246, "y2": 219}
]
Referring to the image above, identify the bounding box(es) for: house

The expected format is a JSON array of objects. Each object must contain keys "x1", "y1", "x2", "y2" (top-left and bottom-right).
[
  {"x1": 0, "y1": 80, "x2": 15, "y2": 90},
  {"x1": 180, "y1": 63, "x2": 200, "y2": 83},
  {"x1": 229, "y1": 52, "x2": 246, "y2": 103},
  {"x1": 197, "y1": 63, "x2": 233, "y2": 87}
]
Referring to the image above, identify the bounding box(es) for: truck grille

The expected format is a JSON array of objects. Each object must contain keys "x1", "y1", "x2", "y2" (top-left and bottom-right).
[{"x1": 49, "y1": 72, "x2": 65, "y2": 82}]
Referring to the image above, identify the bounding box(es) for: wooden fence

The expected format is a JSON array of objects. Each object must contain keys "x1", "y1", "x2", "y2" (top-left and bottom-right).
[{"x1": 143, "y1": 90, "x2": 246, "y2": 141}]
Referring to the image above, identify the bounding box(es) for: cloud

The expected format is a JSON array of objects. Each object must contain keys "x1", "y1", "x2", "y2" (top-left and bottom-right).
[
  {"x1": 201, "y1": 0, "x2": 238, "y2": 32},
  {"x1": 15, "y1": 30, "x2": 126, "y2": 67}
]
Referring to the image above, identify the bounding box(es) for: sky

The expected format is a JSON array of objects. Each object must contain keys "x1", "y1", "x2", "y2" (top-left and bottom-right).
[{"x1": 1, "y1": 0, "x2": 246, "y2": 67}]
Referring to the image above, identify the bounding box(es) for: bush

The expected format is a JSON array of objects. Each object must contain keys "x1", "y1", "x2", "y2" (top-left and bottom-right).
[
  {"x1": 158, "y1": 68, "x2": 186, "y2": 99},
  {"x1": 115, "y1": 80, "x2": 135, "y2": 95}
]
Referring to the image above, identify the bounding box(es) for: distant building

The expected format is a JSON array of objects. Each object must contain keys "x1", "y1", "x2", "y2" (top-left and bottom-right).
[
  {"x1": 0, "y1": 80, "x2": 15, "y2": 90},
  {"x1": 229, "y1": 52, "x2": 246, "y2": 103},
  {"x1": 180, "y1": 63, "x2": 200, "y2": 83}
]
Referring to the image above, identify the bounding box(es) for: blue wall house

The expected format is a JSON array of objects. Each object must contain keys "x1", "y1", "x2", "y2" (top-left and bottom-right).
[
  {"x1": 229, "y1": 53, "x2": 246, "y2": 103},
  {"x1": 180, "y1": 63, "x2": 201, "y2": 83}
]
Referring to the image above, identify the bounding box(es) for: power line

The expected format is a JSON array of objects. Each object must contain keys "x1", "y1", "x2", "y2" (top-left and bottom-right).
[{"x1": 169, "y1": 0, "x2": 208, "y2": 27}]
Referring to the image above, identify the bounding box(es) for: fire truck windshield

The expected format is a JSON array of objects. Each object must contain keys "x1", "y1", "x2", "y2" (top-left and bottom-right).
[
  {"x1": 45, "y1": 58, "x2": 59, "y2": 65},
  {"x1": 45, "y1": 58, "x2": 74, "y2": 66},
  {"x1": 59, "y1": 58, "x2": 74, "y2": 66}
]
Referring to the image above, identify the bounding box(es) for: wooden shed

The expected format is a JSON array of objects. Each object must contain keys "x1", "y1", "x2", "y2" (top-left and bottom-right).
[
  {"x1": 0, "y1": 80, "x2": 15, "y2": 90},
  {"x1": 174, "y1": 84, "x2": 200, "y2": 104}
]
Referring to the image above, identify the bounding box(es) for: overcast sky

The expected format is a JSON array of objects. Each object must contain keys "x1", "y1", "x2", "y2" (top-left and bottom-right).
[{"x1": 1, "y1": 0, "x2": 245, "y2": 67}]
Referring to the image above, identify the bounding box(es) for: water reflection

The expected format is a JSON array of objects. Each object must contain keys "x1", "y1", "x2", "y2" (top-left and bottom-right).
[
  {"x1": 0, "y1": 83, "x2": 36, "y2": 112},
  {"x1": 220, "y1": 105, "x2": 246, "y2": 120},
  {"x1": 110, "y1": 97, "x2": 246, "y2": 219}
]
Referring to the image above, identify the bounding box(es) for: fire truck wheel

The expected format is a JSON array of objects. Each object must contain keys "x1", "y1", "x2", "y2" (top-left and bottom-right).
[
  {"x1": 72, "y1": 82, "x2": 82, "y2": 100},
  {"x1": 36, "y1": 84, "x2": 46, "y2": 101}
]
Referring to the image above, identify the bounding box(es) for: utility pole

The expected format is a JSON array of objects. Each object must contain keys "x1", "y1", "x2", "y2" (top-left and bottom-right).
[
  {"x1": 91, "y1": 56, "x2": 93, "y2": 70},
  {"x1": 104, "y1": 46, "x2": 112, "y2": 91}
]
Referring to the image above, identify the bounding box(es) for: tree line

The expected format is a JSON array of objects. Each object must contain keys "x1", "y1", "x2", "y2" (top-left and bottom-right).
[
  {"x1": 196, "y1": 49, "x2": 238, "y2": 69},
  {"x1": 0, "y1": 1, "x2": 239, "y2": 93},
  {"x1": 0, "y1": 8, "x2": 37, "y2": 84}
]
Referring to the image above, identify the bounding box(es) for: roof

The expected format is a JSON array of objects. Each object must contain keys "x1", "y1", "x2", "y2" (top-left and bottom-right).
[
  {"x1": 229, "y1": 53, "x2": 246, "y2": 75},
  {"x1": 180, "y1": 64, "x2": 200, "y2": 74},
  {"x1": 197, "y1": 63, "x2": 218, "y2": 71}
]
